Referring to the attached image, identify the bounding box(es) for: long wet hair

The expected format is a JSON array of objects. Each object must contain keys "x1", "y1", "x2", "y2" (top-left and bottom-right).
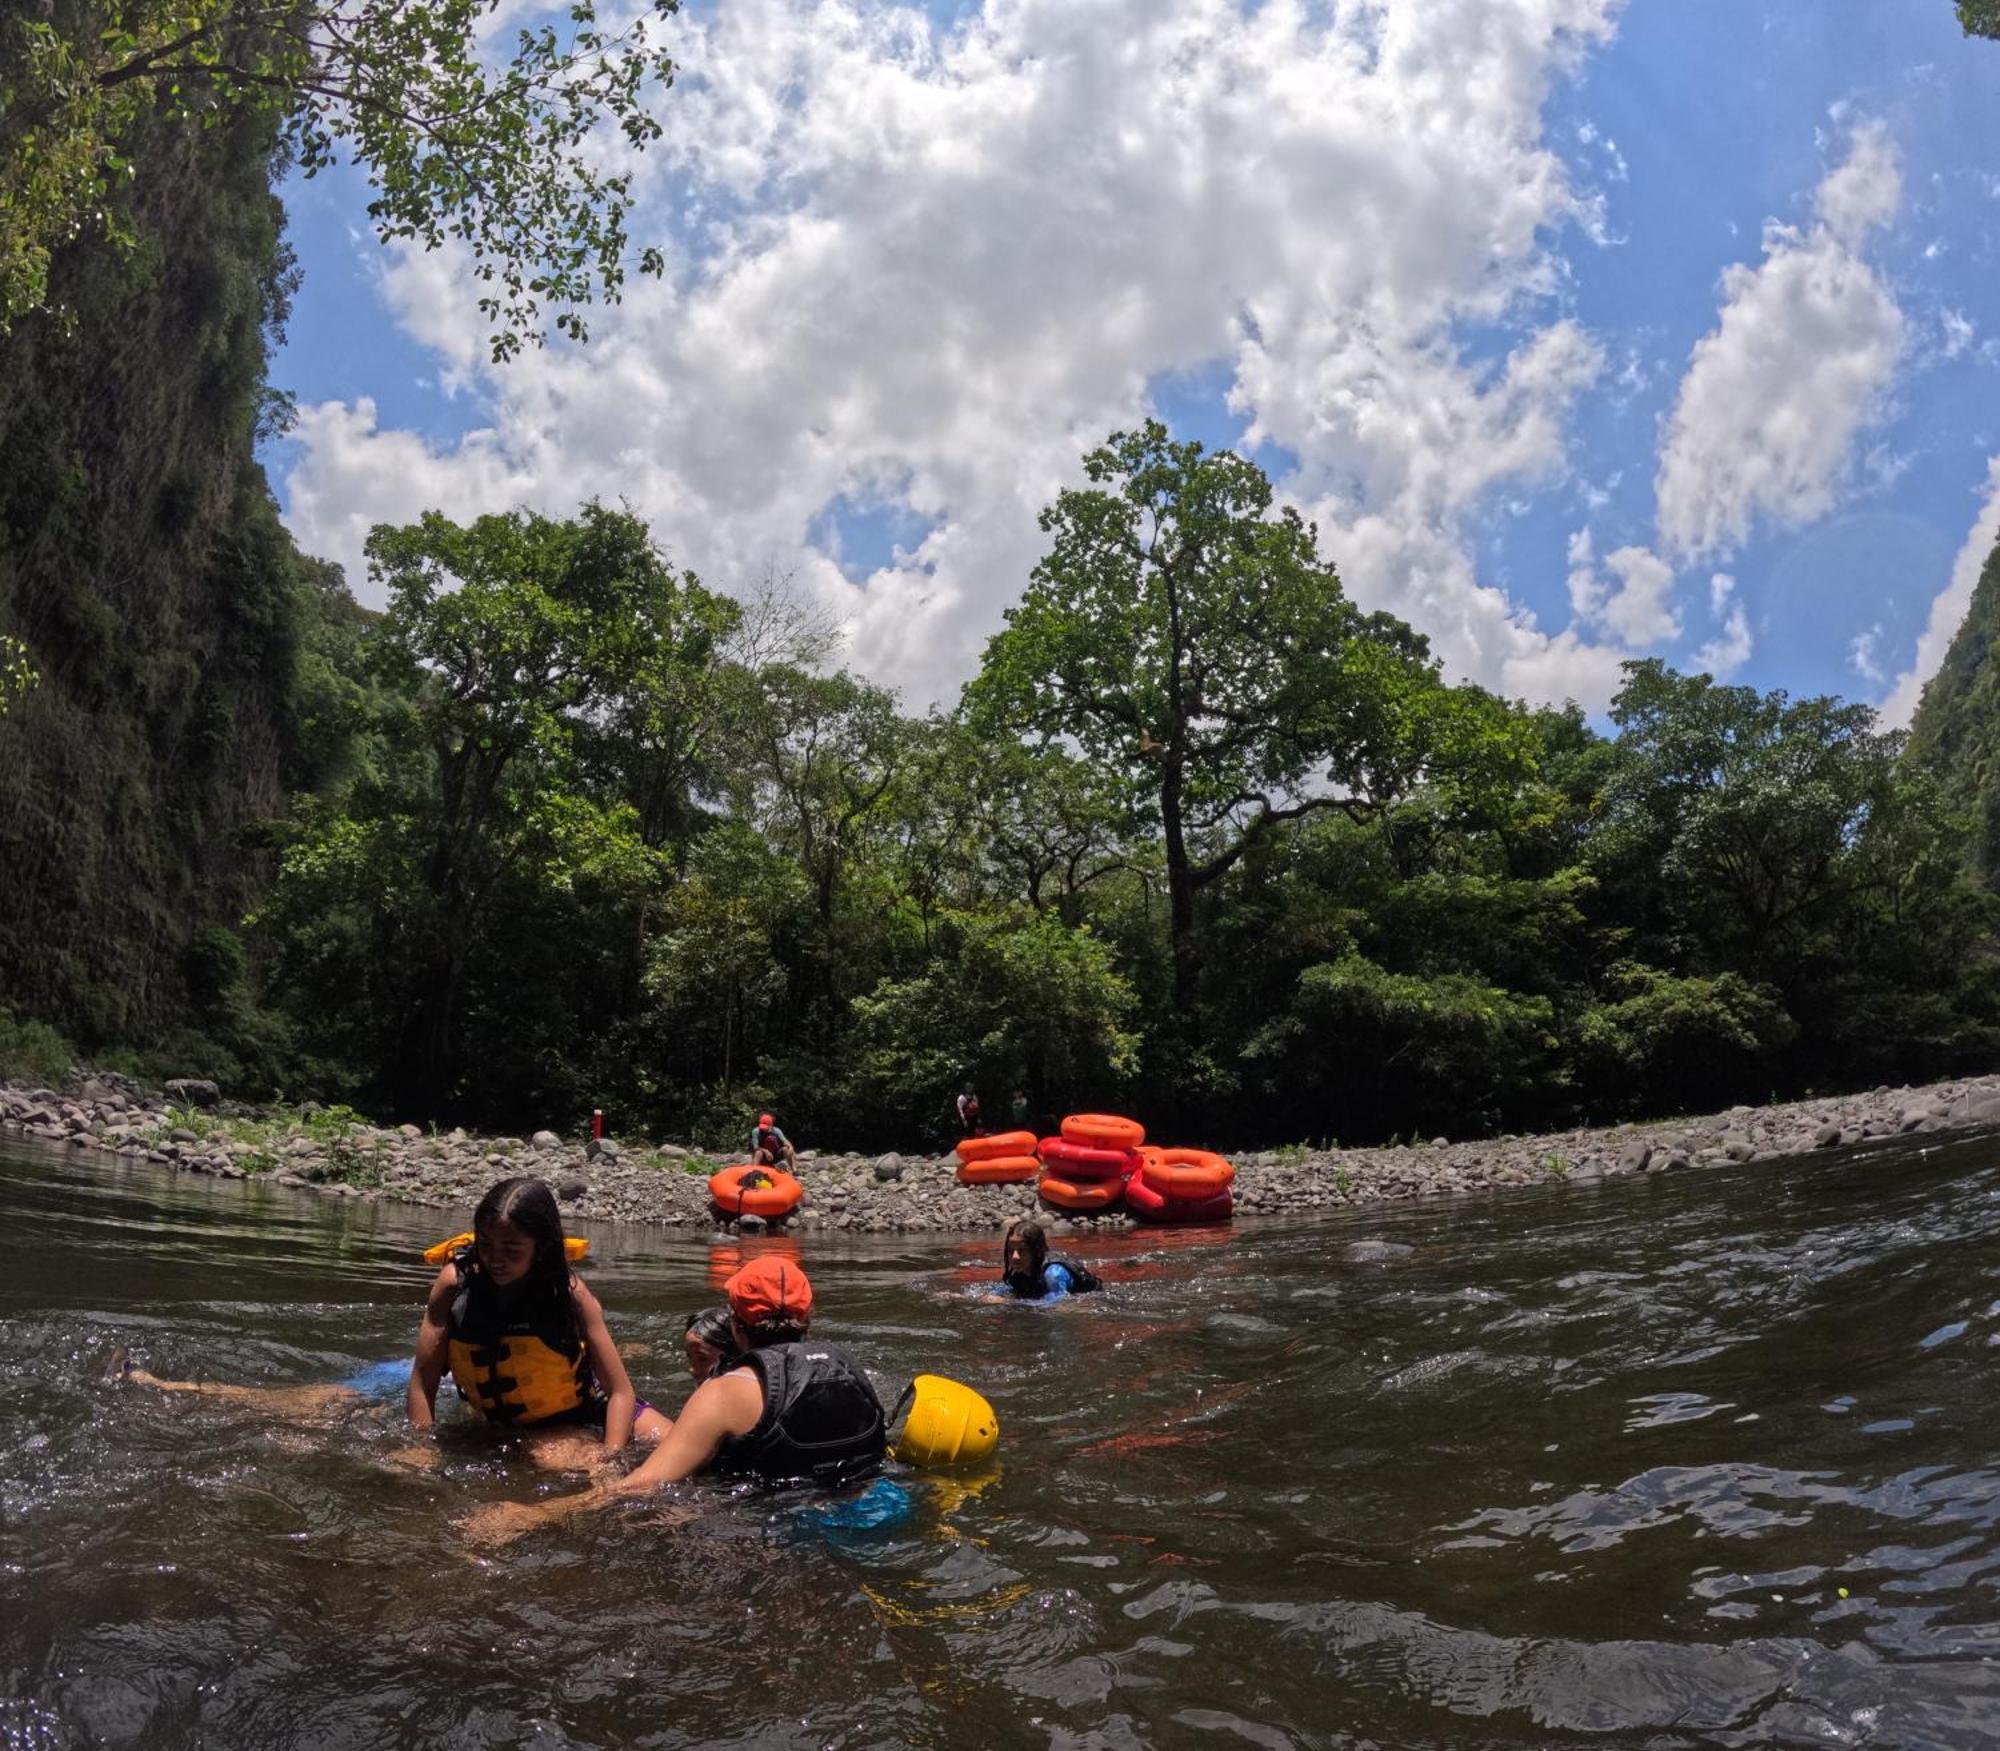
[
  {"x1": 1002, "y1": 1218, "x2": 1049, "y2": 1295},
  {"x1": 683, "y1": 1305, "x2": 744, "y2": 1376},
  {"x1": 467, "y1": 1177, "x2": 578, "y2": 1342}
]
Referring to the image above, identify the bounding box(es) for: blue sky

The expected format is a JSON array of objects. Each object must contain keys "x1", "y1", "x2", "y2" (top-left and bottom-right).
[{"x1": 265, "y1": 0, "x2": 2000, "y2": 718}]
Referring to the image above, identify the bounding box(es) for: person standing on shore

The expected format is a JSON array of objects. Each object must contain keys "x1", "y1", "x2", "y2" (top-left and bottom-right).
[{"x1": 956, "y1": 1084, "x2": 983, "y2": 1137}]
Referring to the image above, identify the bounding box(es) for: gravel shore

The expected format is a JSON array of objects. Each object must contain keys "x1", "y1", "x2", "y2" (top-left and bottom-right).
[{"x1": 7, "y1": 1069, "x2": 2000, "y2": 1240}]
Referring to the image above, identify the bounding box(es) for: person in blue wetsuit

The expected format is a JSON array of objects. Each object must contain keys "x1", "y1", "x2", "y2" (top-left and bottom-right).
[{"x1": 999, "y1": 1218, "x2": 1102, "y2": 1300}]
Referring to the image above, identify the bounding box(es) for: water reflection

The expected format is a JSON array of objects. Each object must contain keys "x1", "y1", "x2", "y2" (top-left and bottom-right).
[{"x1": 3, "y1": 1131, "x2": 2000, "y2": 1746}]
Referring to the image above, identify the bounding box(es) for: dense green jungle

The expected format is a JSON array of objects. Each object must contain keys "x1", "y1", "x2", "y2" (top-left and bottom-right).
[{"x1": 7, "y1": 6, "x2": 2000, "y2": 1155}]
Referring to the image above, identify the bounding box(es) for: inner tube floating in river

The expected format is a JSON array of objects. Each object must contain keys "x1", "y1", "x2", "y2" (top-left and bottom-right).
[
  {"x1": 424, "y1": 1231, "x2": 589, "y2": 1266},
  {"x1": 709, "y1": 1163, "x2": 804, "y2": 1221},
  {"x1": 1037, "y1": 1170, "x2": 1122, "y2": 1212},
  {"x1": 1038, "y1": 1136, "x2": 1138, "y2": 1182},
  {"x1": 1140, "y1": 1147, "x2": 1236, "y2": 1202},
  {"x1": 956, "y1": 1155, "x2": 1040, "y2": 1186},
  {"x1": 1060, "y1": 1112, "x2": 1145, "y2": 1151},
  {"x1": 956, "y1": 1130, "x2": 1038, "y2": 1164}
]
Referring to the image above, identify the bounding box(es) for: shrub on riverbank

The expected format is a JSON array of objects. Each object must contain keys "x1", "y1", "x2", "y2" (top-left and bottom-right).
[{"x1": 0, "y1": 1010, "x2": 71, "y2": 1086}]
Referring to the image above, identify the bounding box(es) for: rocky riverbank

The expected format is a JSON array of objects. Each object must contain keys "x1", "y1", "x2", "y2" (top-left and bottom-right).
[{"x1": 6, "y1": 1069, "x2": 2000, "y2": 1240}]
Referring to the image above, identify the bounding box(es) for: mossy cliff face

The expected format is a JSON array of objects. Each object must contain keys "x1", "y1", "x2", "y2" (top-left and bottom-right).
[
  {"x1": 1907, "y1": 534, "x2": 2000, "y2": 884},
  {"x1": 0, "y1": 81, "x2": 324, "y2": 1046}
]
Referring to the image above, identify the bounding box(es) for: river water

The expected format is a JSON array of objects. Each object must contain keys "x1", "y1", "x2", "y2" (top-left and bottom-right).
[{"x1": 3, "y1": 1132, "x2": 1999, "y2": 1749}]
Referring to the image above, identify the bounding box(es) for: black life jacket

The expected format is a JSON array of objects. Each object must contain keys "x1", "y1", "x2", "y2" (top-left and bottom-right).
[
  {"x1": 445, "y1": 1259, "x2": 601, "y2": 1425},
  {"x1": 714, "y1": 1339, "x2": 887, "y2": 1486}
]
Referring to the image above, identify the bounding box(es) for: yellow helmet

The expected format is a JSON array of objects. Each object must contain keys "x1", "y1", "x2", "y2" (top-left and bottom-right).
[{"x1": 895, "y1": 1374, "x2": 999, "y2": 1469}]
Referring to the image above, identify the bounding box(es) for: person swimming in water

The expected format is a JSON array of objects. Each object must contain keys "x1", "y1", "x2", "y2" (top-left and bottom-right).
[
  {"x1": 116, "y1": 1176, "x2": 666, "y2": 1466},
  {"x1": 998, "y1": 1218, "x2": 1103, "y2": 1300},
  {"x1": 682, "y1": 1305, "x2": 744, "y2": 1382},
  {"x1": 408, "y1": 1177, "x2": 668, "y2": 1453},
  {"x1": 464, "y1": 1257, "x2": 887, "y2": 1543}
]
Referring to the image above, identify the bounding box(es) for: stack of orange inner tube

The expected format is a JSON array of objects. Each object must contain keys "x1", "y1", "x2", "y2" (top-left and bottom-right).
[
  {"x1": 1125, "y1": 1145, "x2": 1235, "y2": 1223},
  {"x1": 1037, "y1": 1114, "x2": 1143, "y2": 1211},
  {"x1": 955, "y1": 1130, "x2": 1040, "y2": 1186}
]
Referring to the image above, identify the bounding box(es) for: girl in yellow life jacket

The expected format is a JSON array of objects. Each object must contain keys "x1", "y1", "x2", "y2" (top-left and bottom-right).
[{"x1": 409, "y1": 1177, "x2": 668, "y2": 1453}]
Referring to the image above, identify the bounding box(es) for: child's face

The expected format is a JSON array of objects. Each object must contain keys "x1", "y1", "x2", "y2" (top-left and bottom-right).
[
  {"x1": 477, "y1": 1217, "x2": 538, "y2": 1286},
  {"x1": 684, "y1": 1333, "x2": 723, "y2": 1380}
]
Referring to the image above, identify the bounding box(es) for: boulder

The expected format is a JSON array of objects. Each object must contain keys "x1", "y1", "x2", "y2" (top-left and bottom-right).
[
  {"x1": 530, "y1": 1130, "x2": 563, "y2": 1152},
  {"x1": 1617, "y1": 1141, "x2": 1652, "y2": 1174},
  {"x1": 1344, "y1": 1240, "x2": 1415, "y2": 1264},
  {"x1": 872, "y1": 1154, "x2": 906, "y2": 1183},
  {"x1": 1812, "y1": 1122, "x2": 1843, "y2": 1149},
  {"x1": 555, "y1": 1174, "x2": 589, "y2": 1202},
  {"x1": 164, "y1": 1078, "x2": 221, "y2": 1108}
]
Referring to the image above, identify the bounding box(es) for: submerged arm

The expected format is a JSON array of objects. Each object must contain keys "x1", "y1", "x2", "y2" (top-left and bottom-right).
[
  {"x1": 573, "y1": 1280, "x2": 637, "y2": 1452},
  {"x1": 407, "y1": 1265, "x2": 456, "y2": 1427}
]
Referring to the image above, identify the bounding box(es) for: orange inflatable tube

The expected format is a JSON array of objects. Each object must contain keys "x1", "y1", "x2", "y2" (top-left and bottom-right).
[
  {"x1": 956, "y1": 1130, "x2": 1038, "y2": 1165},
  {"x1": 1140, "y1": 1147, "x2": 1235, "y2": 1201},
  {"x1": 1060, "y1": 1112, "x2": 1145, "y2": 1151},
  {"x1": 1038, "y1": 1136, "x2": 1136, "y2": 1182},
  {"x1": 709, "y1": 1163, "x2": 804, "y2": 1220},
  {"x1": 1037, "y1": 1171, "x2": 1121, "y2": 1212},
  {"x1": 956, "y1": 1154, "x2": 1040, "y2": 1186}
]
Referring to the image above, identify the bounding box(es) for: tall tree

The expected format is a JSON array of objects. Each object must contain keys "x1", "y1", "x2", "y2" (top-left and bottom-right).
[
  {"x1": 969, "y1": 422, "x2": 1461, "y2": 1015},
  {"x1": 1, "y1": 0, "x2": 678, "y2": 356},
  {"x1": 265, "y1": 503, "x2": 710, "y2": 1113}
]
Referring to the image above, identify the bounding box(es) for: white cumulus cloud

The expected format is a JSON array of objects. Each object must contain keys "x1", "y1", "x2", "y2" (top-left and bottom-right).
[
  {"x1": 281, "y1": 0, "x2": 1634, "y2": 708},
  {"x1": 1564, "y1": 529, "x2": 1679, "y2": 646},
  {"x1": 1654, "y1": 120, "x2": 1907, "y2": 563},
  {"x1": 1877, "y1": 455, "x2": 2000, "y2": 728}
]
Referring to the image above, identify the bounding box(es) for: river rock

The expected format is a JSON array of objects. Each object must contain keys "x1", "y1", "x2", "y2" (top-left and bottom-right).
[
  {"x1": 736, "y1": 1213, "x2": 769, "y2": 1235},
  {"x1": 164, "y1": 1078, "x2": 220, "y2": 1108},
  {"x1": 1813, "y1": 1122, "x2": 1843, "y2": 1148},
  {"x1": 1344, "y1": 1240, "x2": 1415, "y2": 1264},
  {"x1": 530, "y1": 1130, "x2": 562, "y2": 1152},
  {"x1": 1618, "y1": 1141, "x2": 1652, "y2": 1173},
  {"x1": 872, "y1": 1154, "x2": 906, "y2": 1183},
  {"x1": 556, "y1": 1174, "x2": 589, "y2": 1202}
]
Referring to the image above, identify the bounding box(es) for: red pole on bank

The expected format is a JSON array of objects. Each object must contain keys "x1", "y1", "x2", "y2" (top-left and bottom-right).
[{"x1": 592, "y1": 1108, "x2": 604, "y2": 1139}]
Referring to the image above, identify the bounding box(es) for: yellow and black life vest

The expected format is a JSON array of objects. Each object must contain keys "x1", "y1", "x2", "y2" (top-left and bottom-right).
[{"x1": 444, "y1": 1257, "x2": 600, "y2": 1425}]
